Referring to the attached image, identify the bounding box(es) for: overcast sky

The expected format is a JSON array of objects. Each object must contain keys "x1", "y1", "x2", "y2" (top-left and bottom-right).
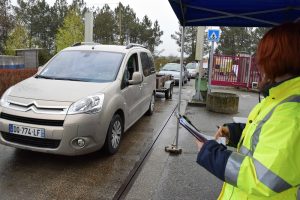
[{"x1": 12, "y1": 0, "x2": 181, "y2": 56}]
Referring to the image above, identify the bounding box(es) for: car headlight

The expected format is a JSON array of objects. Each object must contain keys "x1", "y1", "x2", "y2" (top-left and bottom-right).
[
  {"x1": 68, "y1": 94, "x2": 104, "y2": 114},
  {"x1": 0, "y1": 87, "x2": 12, "y2": 108},
  {"x1": 173, "y1": 74, "x2": 179, "y2": 78}
]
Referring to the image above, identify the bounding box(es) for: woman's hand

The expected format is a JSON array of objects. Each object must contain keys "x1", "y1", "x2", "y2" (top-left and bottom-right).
[
  {"x1": 196, "y1": 126, "x2": 230, "y2": 151},
  {"x1": 215, "y1": 126, "x2": 230, "y2": 144},
  {"x1": 196, "y1": 140, "x2": 204, "y2": 151}
]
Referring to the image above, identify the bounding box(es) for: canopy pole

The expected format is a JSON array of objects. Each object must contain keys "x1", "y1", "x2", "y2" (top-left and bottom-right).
[
  {"x1": 176, "y1": 25, "x2": 185, "y2": 146},
  {"x1": 165, "y1": 25, "x2": 185, "y2": 154}
]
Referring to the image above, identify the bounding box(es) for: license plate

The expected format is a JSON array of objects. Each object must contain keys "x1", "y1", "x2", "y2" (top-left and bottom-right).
[{"x1": 9, "y1": 124, "x2": 45, "y2": 138}]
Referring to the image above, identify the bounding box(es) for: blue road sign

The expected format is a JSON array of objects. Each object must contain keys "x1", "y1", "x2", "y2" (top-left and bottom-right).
[{"x1": 208, "y1": 29, "x2": 220, "y2": 42}]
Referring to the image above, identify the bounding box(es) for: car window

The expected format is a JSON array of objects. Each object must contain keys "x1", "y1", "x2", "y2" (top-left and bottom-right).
[
  {"x1": 40, "y1": 50, "x2": 124, "y2": 82},
  {"x1": 147, "y1": 53, "x2": 155, "y2": 74},
  {"x1": 126, "y1": 53, "x2": 139, "y2": 80},
  {"x1": 121, "y1": 53, "x2": 139, "y2": 89},
  {"x1": 140, "y1": 52, "x2": 150, "y2": 76},
  {"x1": 141, "y1": 52, "x2": 155, "y2": 77}
]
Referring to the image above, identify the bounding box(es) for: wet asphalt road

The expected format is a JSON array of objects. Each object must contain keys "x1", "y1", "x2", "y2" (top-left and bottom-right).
[{"x1": 0, "y1": 84, "x2": 190, "y2": 200}]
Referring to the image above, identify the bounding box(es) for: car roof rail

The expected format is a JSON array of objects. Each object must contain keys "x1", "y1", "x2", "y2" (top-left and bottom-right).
[
  {"x1": 72, "y1": 42, "x2": 100, "y2": 47},
  {"x1": 126, "y1": 43, "x2": 146, "y2": 49}
]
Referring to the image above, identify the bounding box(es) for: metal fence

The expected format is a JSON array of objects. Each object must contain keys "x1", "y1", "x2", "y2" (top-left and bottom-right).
[{"x1": 211, "y1": 55, "x2": 260, "y2": 89}]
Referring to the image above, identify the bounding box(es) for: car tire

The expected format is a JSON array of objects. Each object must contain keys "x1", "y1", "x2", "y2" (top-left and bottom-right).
[
  {"x1": 146, "y1": 93, "x2": 155, "y2": 115},
  {"x1": 104, "y1": 114, "x2": 123, "y2": 155},
  {"x1": 184, "y1": 78, "x2": 188, "y2": 84},
  {"x1": 165, "y1": 85, "x2": 173, "y2": 99}
]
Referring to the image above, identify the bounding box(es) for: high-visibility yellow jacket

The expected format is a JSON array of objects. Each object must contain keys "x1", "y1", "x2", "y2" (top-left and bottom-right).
[{"x1": 219, "y1": 77, "x2": 300, "y2": 199}]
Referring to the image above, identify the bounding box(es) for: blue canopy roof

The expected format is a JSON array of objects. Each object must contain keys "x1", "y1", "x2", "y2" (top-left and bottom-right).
[{"x1": 168, "y1": 0, "x2": 300, "y2": 27}]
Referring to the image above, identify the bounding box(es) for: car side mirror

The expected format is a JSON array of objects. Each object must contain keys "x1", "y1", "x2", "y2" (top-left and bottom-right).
[
  {"x1": 37, "y1": 66, "x2": 44, "y2": 73},
  {"x1": 128, "y1": 72, "x2": 143, "y2": 85}
]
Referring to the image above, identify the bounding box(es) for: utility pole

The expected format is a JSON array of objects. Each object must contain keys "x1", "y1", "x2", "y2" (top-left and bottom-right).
[
  {"x1": 208, "y1": 41, "x2": 214, "y2": 93},
  {"x1": 193, "y1": 26, "x2": 206, "y2": 101},
  {"x1": 119, "y1": 7, "x2": 122, "y2": 45},
  {"x1": 84, "y1": 11, "x2": 93, "y2": 42}
]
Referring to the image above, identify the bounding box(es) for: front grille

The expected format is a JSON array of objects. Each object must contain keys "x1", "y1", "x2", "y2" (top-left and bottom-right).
[
  {"x1": 9, "y1": 102, "x2": 66, "y2": 111},
  {"x1": 1, "y1": 132, "x2": 60, "y2": 149},
  {"x1": 0, "y1": 113, "x2": 64, "y2": 126}
]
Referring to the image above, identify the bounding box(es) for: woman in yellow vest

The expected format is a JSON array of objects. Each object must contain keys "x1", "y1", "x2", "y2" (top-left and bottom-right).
[{"x1": 196, "y1": 22, "x2": 300, "y2": 199}]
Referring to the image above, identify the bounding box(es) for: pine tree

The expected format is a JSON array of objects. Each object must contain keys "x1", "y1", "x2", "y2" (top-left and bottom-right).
[
  {"x1": 217, "y1": 27, "x2": 255, "y2": 55},
  {"x1": 94, "y1": 4, "x2": 116, "y2": 44}
]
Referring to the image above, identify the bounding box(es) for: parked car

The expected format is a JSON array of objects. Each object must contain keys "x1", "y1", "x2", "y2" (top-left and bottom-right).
[
  {"x1": 157, "y1": 63, "x2": 188, "y2": 85},
  {"x1": 0, "y1": 43, "x2": 156, "y2": 156},
  {"x1": 186, "y1": 62, "x2": 199, "y2": 78}
]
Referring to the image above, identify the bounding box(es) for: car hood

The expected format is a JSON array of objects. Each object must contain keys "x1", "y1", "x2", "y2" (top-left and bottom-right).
[
  {"x1": 158, "y1": 70, "x2": 181, "y2": 77},
  {"x1": 9, "y1": 77, "x2": 111, "y2": 102}
]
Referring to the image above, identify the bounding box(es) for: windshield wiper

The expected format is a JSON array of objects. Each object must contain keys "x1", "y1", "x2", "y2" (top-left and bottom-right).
[
  {"x1": 36, "y1": 75, "x2": 82, "y2": 81},
  {"x1": 35, "y1": 75, "x2": 55, "y2": 79},
  {"x1": 53, "y1": 77, "x2": 83, "y2": 82}
]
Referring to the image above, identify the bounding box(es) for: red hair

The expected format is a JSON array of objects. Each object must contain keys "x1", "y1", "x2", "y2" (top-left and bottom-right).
[{"x1": 256, "y1": 22, "x2": 300, "y2": 84}]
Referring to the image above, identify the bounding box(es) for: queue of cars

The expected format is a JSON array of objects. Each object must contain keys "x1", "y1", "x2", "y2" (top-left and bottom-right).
[
  {"x1": 157, "y1": 62, "x2": 201, "y2": 86},
  {"x1": 0, "y1": 43, "x2": 156, "y2": 156},
  {"x1": 0, "y1": 44, "x2": 200, "y2": 157},
  {"x1": 157, "y1": 63, "x2": 189, "y2": 85}
]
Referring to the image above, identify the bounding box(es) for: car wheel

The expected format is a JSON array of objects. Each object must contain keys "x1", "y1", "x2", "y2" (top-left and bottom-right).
[
  {"x1": 165, "y1": 84, "x2": 173, "y2": 99},
  {"x1": 184, "y1": 77, "x2": 188, "y2": 84},
  {"x1": 104, "y1": 114, "x2": 123, "y2": 155},
  {"x1": 146, "y1": 93, "x2": 155, "y2": 115}
]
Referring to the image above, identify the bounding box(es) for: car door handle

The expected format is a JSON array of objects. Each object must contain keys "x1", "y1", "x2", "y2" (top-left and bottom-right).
[{"x1": 143, "y1": 82, "x2": 148, "y2": 85}]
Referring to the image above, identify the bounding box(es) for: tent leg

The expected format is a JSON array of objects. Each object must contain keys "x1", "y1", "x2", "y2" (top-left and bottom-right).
[{"x1": 165, "y1": 26, "x2": 185, "y2": 154}]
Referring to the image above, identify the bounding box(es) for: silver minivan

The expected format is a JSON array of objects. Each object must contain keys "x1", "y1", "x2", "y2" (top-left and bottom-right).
[{"x1": 0, "y1": 43, "x2": 156, "y2": 155}]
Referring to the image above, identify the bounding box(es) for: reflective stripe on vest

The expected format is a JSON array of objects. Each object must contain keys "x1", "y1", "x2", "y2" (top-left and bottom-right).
[
  {"x1": 253, "y1": 159, "x2": 291, "y2": 192},
  {"x1": 225, "y1": 152, "x2": 292, "y2": 192},
  {"x1": 251, "y1": 95, "x2": 300, "y2": 154},
  {"x1": 225, "y1": 95, "x2": 300, "y2": 192},
  {"x1": 224, "y1": 152, "x2": 245, "y2": 187},
  {"x1": 239, "y1": 145, "x2": 251, "y2": 156}
]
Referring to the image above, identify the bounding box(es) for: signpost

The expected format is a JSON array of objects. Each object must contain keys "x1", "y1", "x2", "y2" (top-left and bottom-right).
[{"x1": 207, "y1": 29, "x2": 220, "y2": 93}]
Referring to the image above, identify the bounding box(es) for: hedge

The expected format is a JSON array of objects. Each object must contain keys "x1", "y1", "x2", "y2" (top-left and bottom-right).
[{"x1": 0, "y1": 69, "x2": 38, "y2": 97}]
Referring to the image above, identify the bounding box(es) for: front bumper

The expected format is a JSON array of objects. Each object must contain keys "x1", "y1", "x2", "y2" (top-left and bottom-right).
[
  {"x1": 0, "y1": 107, "x2": 110, "y2": 156},
  {"x1": 190, "y1": 72, "x2": 198, "y2": 78}
]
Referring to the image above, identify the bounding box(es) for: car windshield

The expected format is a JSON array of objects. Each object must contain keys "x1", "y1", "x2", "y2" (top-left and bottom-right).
[
  {"x1": 38, "y1": 51, "x2": 124, "y2": 82},
  {"x1": 161, "y1": 63, "x2": 181, "y2": 72},
  {"x1": 186, "y1": 63, "x2": 197, "y2": 69}
]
